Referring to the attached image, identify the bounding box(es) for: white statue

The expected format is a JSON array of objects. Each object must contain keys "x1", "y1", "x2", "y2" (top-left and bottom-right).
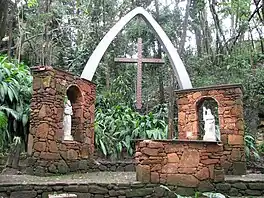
[
  {"x1": 203, "y1": 106, "x2": 216, "y2": 141},
  {"x1": 63, "y1": 99, "x2": 73, "y2": 141}
]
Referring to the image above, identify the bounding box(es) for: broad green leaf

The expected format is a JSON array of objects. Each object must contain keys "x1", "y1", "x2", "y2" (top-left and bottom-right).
[{"x1": 99, "y1": 139, "x2": 107, "y2": 156}]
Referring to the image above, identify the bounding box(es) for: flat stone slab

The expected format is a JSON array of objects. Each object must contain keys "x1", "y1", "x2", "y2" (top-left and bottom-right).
[
  {"x1": 49, "y1": 194, "x2": 77, "y2": 198},
  {"x1": 0, "y1": 172, "x2": 263, "y2": 186},
  {"x1": 225, "y1": 174, "x2": 264, "y2": 182},
  {"x1": 0, "y1": 172, "x2": 137, "y2": 185}
]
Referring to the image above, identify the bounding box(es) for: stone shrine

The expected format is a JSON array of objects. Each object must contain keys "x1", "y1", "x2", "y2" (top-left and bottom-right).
[
  {"x1": 176, "y1": 84, "x2": 246, "y2": 175},
  {"x1": 27, "y1": 66, "x2": 96, "y2": 175},
  {"x1": 135, "y1": 84, "x2": 246, "y2": 187}
]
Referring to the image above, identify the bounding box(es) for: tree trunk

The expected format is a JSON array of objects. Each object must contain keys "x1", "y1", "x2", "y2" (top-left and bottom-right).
[
  {"x1": 179, "y1": 0, "x2": 191, "y2": 55},
  {"x1": 168, "y1": 68, "x2": 175, "y2": 139},
  {"x1": 0, "y1": 0, "x2": 8, "y2": 42},
  {"x1": 154, "y1": 0, "x2": 165, "y2": 104}
]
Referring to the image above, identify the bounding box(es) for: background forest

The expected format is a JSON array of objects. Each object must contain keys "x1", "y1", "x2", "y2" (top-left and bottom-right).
[{"x1": 0, "y1": 0, "x2": 264, "y2": 159}]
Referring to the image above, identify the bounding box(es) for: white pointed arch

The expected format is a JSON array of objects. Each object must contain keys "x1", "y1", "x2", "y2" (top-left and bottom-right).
[{"x1": 81, "y1": 7, "x2": 192, "y2": 89}]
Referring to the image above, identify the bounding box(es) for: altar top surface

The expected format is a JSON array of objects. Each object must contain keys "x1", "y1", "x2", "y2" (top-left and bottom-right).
[{"x1": 134, "y1": 139, "x2": 222, "y2": 144}]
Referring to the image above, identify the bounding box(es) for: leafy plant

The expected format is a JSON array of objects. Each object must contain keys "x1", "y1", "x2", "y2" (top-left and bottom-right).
[
  {"x1": 0, "y1": 55, "x2": 32, "y2": 151},
  {"x1": 244, "y1": 134, "x2": 260, "y2": 160},
  {"x1": 257, "y1": 141, "x2": 264, "y2": 154},
  {"x1": 95, "y1": 104, "x2": 167, "y2": 159}
]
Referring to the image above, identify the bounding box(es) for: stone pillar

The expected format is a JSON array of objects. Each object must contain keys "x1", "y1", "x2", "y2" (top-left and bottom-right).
[
  {"x1": 27, "y1": 66, "x2": 96, "y2": 175},
  {"x1": 175, "y1": 84, "x2": 246, "y2": 175}
]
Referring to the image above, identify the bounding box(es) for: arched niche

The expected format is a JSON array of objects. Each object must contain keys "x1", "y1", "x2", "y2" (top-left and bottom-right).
[
  {"x1": 196, "y1": 97, "x2": 220, "y2": 141},
  {"x1": 66, "y1": 85, "x2": 83, "y2": 142}
]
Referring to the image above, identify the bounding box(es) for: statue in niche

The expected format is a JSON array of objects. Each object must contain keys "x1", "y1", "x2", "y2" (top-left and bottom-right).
[
  {"x1": 63, "y1": 97, "x2": 74, "y2": 141},
  {"x1": 203, "y1": 106, "x2": 216, "y2": 141}
]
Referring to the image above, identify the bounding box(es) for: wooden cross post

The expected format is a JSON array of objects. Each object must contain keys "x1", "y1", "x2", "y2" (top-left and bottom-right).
[{"x1": 115, "y1": 38, "x2": 164, "y2": 110}]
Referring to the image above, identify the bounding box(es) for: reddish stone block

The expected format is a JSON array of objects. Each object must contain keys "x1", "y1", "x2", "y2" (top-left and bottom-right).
[
  {"x1": 148, "y1": 141, "x2": 164, "y2": 149},
  {"x1": 80, "y1": 144, "x2": 89, "y2": 158},
  {"x1": 74, "y1": 108, "x2": 82, "y2": 118},
  {"x1": 59, "y1": 144, "x2": 67, "y2": 151},
  {"x1": 221, "y1": 134, "x2": 228, "y2": 144},
  {"x1": 135, "y1": 152, "x2": 142, "y2": 157},
  {"x1": 167, "y1": 153, "x2": 179, "y2": 163},
  {"x1": 40, "y1": 152, "x2": 60, "y2": 160},
  {"x1": 162, "y1": 163, "x2": 178, "y2": 174},
  {"x1": 34, "y1": 142, "x2": 46, "y2": 152},
  {"x1": 142, "y1": 159, "x2": 163, "y2": 165},
  {"x1": 160, "y1": 174, "x2": 167, "y2": 183},
  {"x1": 67, "y1": 149, "x2": 78, "y2": 160},
  {"x1": 141, "y1": 148, "x2": 159, "y2": 156},
  {"x1": 33, "y1": 77, "x2": 42, "y2": 90},
  {"x1": 136, "y1": 165, "x2": 150, "y2": 183},
  {"x1": 208, "y1": 165, "x2": 214, "y2": 179},
  {"x1": 195, "y1": 167, "x2": 209, "y2": 181},
  {"x1": 189, "y1": 143, "x2": 204, "y2": 149},
  {"x1": 36, "y1": 123, "x2": 49, "y2": 139},
  {"x1": 214, "y1": 169, "x2": 225, "y2": 182},
  {"x1": 165, "y1": 144, "x2": 184, "y2": 153},
  {"x1": 84, "y1": 111, "x2": 90, "y2": 119},
  {"x1": 89, "y1": 105, "x2": 95, "y2": 114},
  {"x1": 178, "y1": 112, "x2": 186, "y2": 121},
  {"x1": 177, "y1": 97, "x2": 189, "y2": 105},
  {"x1": 167, "y1": 174, "x2": 199, "y2": 187},
  {"x1": 178, "y1": 167, "x2": 196, "y2": 174},
  {"x1": 193, "y1": 92, "x2": 201, "y2": 100},
  {"x1": 236, "y1": 120, "x2": 244, "y2": 130},
  {"x1": 179, "y1": 150, "x2": 200, "y2": 168},
  {"x1": 230, "y1": 148, "x2": 241, "y2": 161},
  {"x1": 151, "y1": 172, "x2": 160, "y2": 183},
  {"x1": 139, "y1": 141, "x2": 147, "y2": 148},
  {"x1": 228, "y1": 135, "x2": 243, "y2": 145},
  {"x1": 151, "y1": 164, "x2": 162, "y2": 171},
  {"x1": 48, "y1": 141, "x2": 58, "y2": 153},
  {"x1": 201, "y1": 159, "x2": 219, "y2": 165},
  {"x1": 206, "y1": 144, "x2": 223, "y2": 153}
]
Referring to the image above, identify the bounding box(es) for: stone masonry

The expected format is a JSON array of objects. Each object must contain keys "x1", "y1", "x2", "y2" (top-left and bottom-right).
[
  {"x1": 135, "y1": 140, "x2": 224, "y2": 187},
  {"x1": 176, "y1": 84, "x2": 246, "y2": 175},
  {"x1": 27, "y1": 66, "x2": 96, "y2": 175}
]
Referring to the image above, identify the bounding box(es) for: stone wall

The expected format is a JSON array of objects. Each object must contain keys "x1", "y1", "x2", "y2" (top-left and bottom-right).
[
  {"x1": 1, "y1": 180, "x2": 264, "y2": 197},
  {"x1": 27, "y1": 66, "x2": 96, "y2": 175},
  {"x1": 175, "y1": 84, "x2": 246, "y2": 175},
  {"x1": 135, "y1": 140, "x2": 224, "y2": 187}
]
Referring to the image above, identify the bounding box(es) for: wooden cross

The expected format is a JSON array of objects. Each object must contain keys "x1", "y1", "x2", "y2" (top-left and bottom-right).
[{"x1": 115, "y1": 38, "x2": 164, "y2": 110}]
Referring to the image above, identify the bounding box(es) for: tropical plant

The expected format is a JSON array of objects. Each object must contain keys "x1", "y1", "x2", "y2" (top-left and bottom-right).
[
  {"x1": 95, "y1": 104, "x2": 167, "y2": 159},
  {"x1": 0, "y1": 105, "x2": 19, "y2": 150},
  {"x1": 258, "y1": 141, "x2": 264, "y2": 154},
  {"x1": 0, "y1": 55, "x2": 32, "y2": 151},
  {"x1": 244, "y1": 134, "x2": 260, "y2": 160}
]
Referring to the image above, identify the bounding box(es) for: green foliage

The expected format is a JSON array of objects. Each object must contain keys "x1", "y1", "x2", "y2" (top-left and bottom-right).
[
  {"x1": 95, "y1": 104, "x2": 167, "y2": 159},
  {"x1": 0, "y1": 55, "x2": 32, "y2": 151},
  {"x1": 27, "y1": 0, "x2": 38, "y2": 8},
  {"x1": 258, "y1": 141, "x2": 264, "y2": 154},
  {"x1": 96, "y1": 74, "x2": 134, "y2": 109},
  {"x1": 244, "y1": 134, "x2": 260, "y2": 160}
]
